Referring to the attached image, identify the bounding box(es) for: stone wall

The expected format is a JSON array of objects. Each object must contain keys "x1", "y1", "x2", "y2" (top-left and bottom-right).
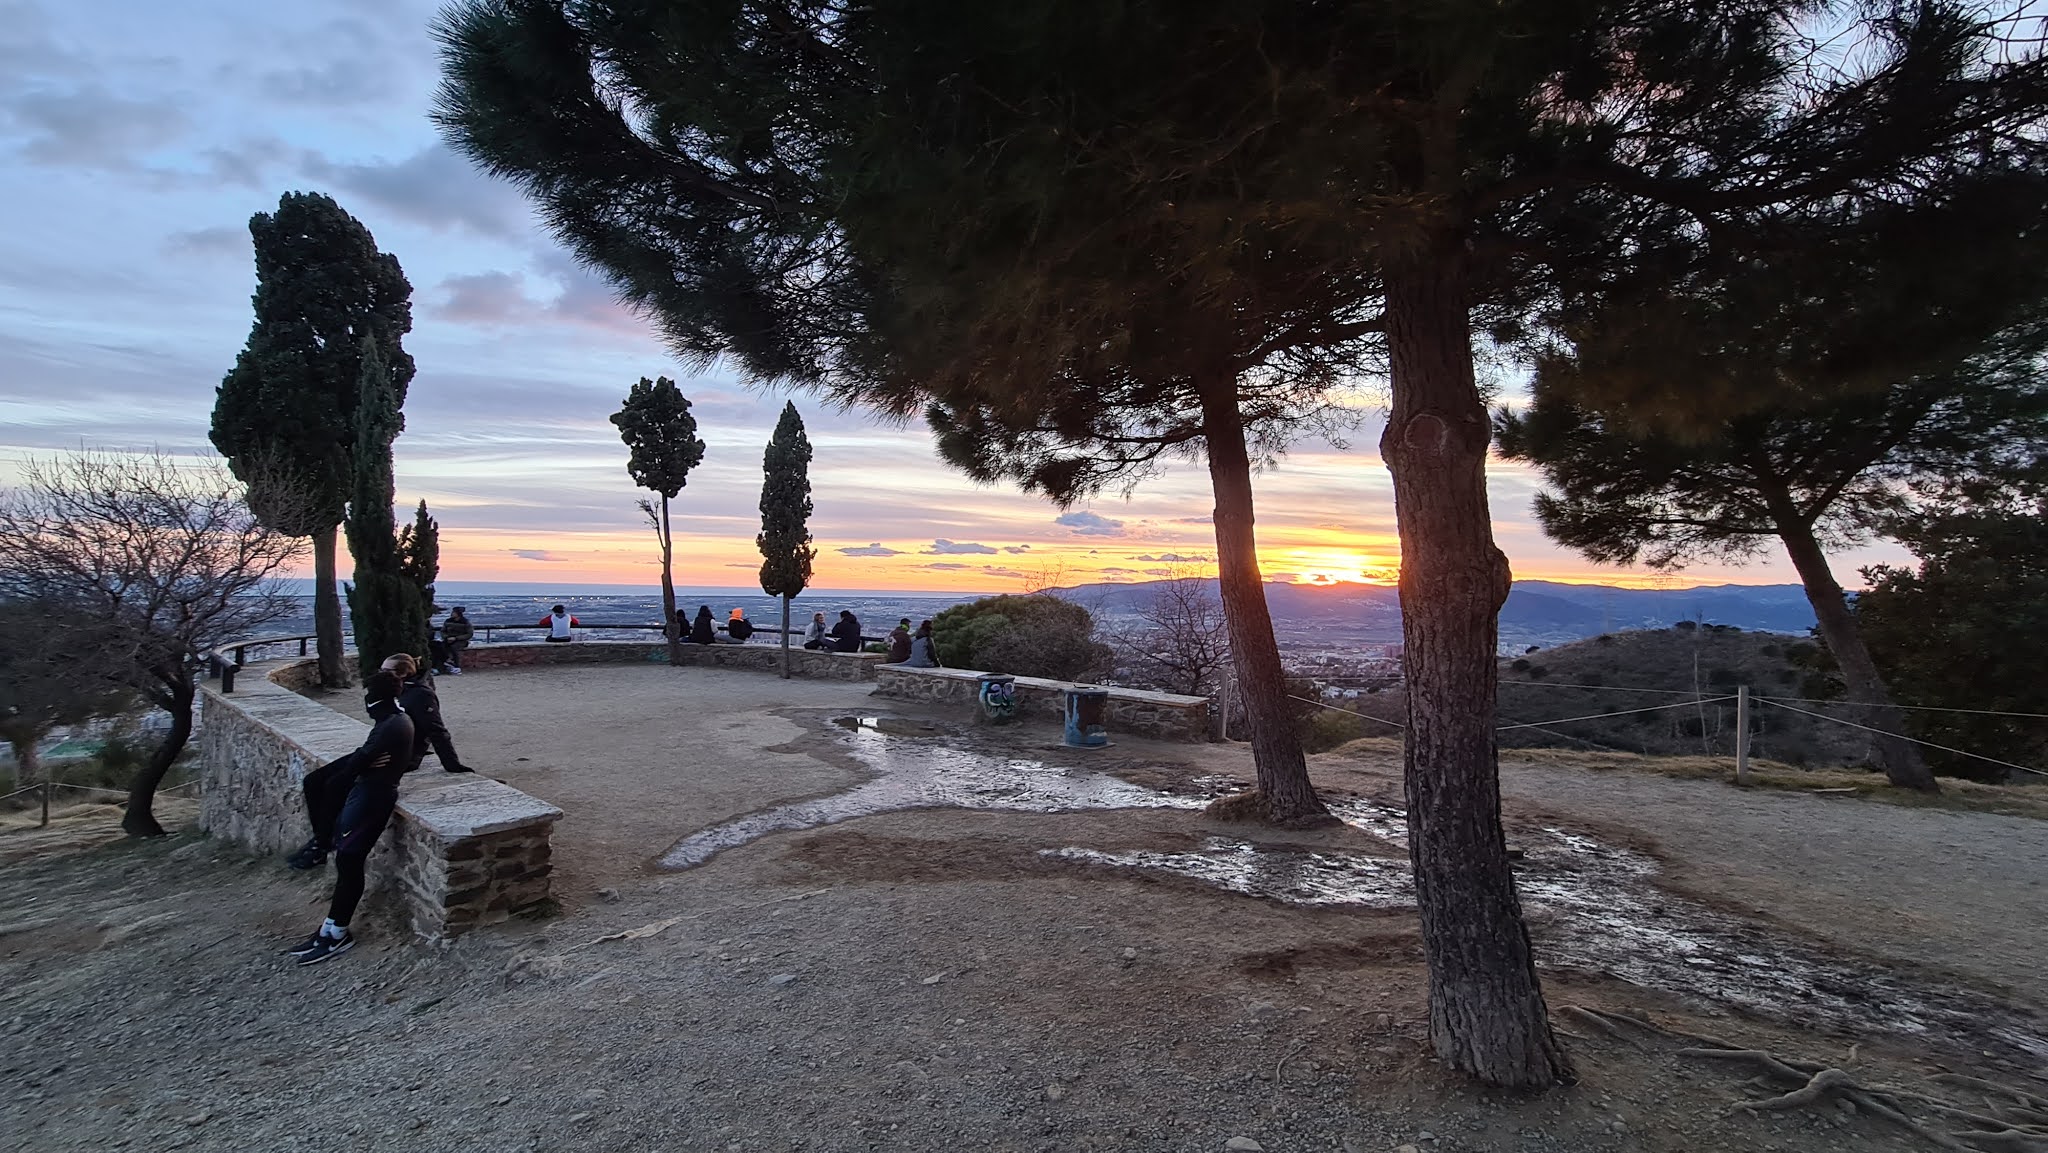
[
  {"x1": 871, "y1": 665, "x2": 1210, "y2": 743},
  {"x1": 459, "y1": 639, "x2": 883, "y2": 681},
  {"x1": 199, "y1": 659, "x2": 562, "y2": 938}
]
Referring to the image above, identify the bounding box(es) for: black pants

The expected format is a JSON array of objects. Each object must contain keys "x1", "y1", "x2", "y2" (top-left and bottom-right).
[{"x1": 303, "y1": 758, "x2": 399, "y2": 927}]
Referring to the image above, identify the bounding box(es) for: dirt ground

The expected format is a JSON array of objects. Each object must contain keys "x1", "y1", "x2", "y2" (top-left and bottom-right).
[{"x1": 4, "y1": 662, "x2": 2046, "y2": 1153}]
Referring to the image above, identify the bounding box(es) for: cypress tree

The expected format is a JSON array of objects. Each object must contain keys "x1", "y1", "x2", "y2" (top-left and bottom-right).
[
  {"x1": 343, "y1": 338, "x2": 426, "y2": 677},
  {"x1": 400, "y1": 499, "x2": 442, "y2": 617},
  {"x1": 757, "y1": 401, "x2": 816, "y2": 678},
  {"x1": 211, "y1": 191, "x2": 413, "y2": 688},
  {"x1": 609, "y1": 377, "x2": 706, "y2": 664}
]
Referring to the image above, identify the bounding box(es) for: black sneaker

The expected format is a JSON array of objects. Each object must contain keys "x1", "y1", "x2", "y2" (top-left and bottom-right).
[
  {"x1": 444, "y1": 764, "x2": 476, "y2": 774},
  {"x1": 285, "y1": 841, "x2": 328, "y2": 870},
  {"x1": 285, "y1": 932, "x2": 325, "y2": 957},
  {"x1": 296, "y1": 931, "x2": 355, "y2": 966}
]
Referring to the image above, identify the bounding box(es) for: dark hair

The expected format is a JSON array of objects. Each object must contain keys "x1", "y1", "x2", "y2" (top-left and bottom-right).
[
  {"x1": 452, "y1": 606, "x2": 466, "y2": 613},
  {"x1": 552, "y1": 604, "x2": 566, "y2": 613},
  {"x1": 364, "y1": 670, "x2": 403, "y2": 702}
]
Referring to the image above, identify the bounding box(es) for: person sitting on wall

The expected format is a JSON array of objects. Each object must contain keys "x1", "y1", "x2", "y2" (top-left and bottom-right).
[
  {"x1": 441, "y1": 606, "x2": 474, "y2": 673},
  {"x1": 384, "y1": 652, "x2": 473, "y2": 775},
  {"x1": 282, "y1": 670, "x2": 415, "y2": 966},
  {"x1": 802, "y1": 611, "x2": 827, "y2": 650},
  {"x1": 540, "y1": 604, "x2": 579, "y2": 641},
  {"x1": 690, "y1": 605, "x2": 717, "y2": 644},
  {"x1": 829, "y1": 610, "x2": 863, "y2": 653},
  {"x1": 905, "y1": 620, "x2": 943, "y2": 668},
  {"x1": 428, "y1": 627, "x2": 452, "y2": 675},
  {"x1": 726, "y1": 608, "x2": 755, "y2": 643},
  {"x1": 884, "y1": 618, "x2": 912, "y2": 663}
]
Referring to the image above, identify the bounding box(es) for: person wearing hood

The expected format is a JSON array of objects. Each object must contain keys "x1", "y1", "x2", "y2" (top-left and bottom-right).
[
  {"x1": 283, "y1": 670, "x2": 416, "y2": 965},
  {"x1": 829, "y1": 610, "x2": 863, "y2": 653},
  {"x1": 885, "y1": 618, "x2": 912, "y2": 663},
  {"x1": 690, "y1": 605, "x2": 717, "y2": 645},
  {"x1": 726, "y1": 607, "x2": 755, "y2": 643}
]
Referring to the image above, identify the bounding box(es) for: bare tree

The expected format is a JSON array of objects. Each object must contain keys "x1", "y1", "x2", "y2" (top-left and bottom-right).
[
  {"x1": 0, "y1": 597, "x2": 130, "y2": 794},
  {"x1": 0, "y1": 451, "x2": 305, "y2": 835},
  {"x1": 1110, "y1": 573, "x2": 1231, "y2": 697}
]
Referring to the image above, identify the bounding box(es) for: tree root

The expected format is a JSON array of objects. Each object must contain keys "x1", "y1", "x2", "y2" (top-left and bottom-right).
[{"x1": 1558, "y1": 1005, "x2": 2048, "y2": 1152}]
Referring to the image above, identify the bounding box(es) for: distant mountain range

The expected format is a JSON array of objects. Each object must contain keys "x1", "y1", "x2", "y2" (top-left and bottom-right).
[{"x1": 1055, "y1": 578, "x2": 1818, "y2": 646}]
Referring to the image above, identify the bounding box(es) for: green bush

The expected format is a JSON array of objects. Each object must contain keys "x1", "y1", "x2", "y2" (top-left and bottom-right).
[{"x1": 929, "y1": 594, "x2": 1112, "y2": 680}]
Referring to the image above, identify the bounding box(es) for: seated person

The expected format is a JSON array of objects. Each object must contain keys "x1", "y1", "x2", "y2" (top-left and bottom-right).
[
  {"x1": 905, "y1": 620, "x2": 943, "y2": 668},
  {"x1": 829, "y1": 610, "x2": 863, "y2": 653},
  {"x1": 726, "y1": 608, "x2": 755, "y2": 642},
  {"x1": 689, "y1": 605, "x2": 717, "y2": 644},
  {"x1": 801, "y1": 612, "x2": 827, "y2": 650},
  {"x1": 885, "y1": 618, "x2": 912, "y2": 663}
]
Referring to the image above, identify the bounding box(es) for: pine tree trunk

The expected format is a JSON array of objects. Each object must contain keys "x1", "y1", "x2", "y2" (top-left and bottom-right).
[
  {"x1": 781, "y1": 595, "x2": 792, "y2": 679},
  {"x1": 124, "y1": 676, "x2": 194, "y2": 837},
  {"x1": 1773, "y1": 511, "x2": 1935, "y2": 790},
  {"x1": 312, "y1": 525, "x2": 347, "y2": 688},
  {"x1": 1381, "y1": 253, "x2": 1570, "y2": 1089},
  {"x1": 660, "y1": 495, "x2": 682, "y2": 666},
  {"x1": 1196, "y1": 368, "x2": 1329, "y2": 826}
]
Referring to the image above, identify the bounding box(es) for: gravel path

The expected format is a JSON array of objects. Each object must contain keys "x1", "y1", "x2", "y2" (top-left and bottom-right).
[
  {"x1": 4, "y1": 663, "x2": 2041, "y2": 1153},
  {"x1": 1494, "y1": 759, "x2": 2048, "y2": 1004}
]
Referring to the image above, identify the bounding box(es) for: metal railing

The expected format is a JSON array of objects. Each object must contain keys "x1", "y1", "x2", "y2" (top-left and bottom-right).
[{"x1": 206, "y1": 622, "x2": 891, "y2": 692}]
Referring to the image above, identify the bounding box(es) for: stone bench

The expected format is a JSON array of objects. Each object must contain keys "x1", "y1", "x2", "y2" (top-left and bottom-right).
[
  {"x1": 198, "y1": 659, "x2": 562, "y2": 939},
  {"x1": 870, "y1": 664, "x2": 1211, "y2": 743},
  {"x1": 457, "y1": 639, "x2": 884, "y2": 681}
]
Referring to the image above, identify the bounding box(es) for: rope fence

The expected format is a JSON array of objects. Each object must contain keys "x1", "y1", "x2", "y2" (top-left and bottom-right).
[{"x1": 1294, "y1": 674, "x2": 2047, "y2": 782}]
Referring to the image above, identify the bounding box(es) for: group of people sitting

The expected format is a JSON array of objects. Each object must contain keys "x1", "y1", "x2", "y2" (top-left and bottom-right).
[
  {"x1": 676, "y1": 605, "x2": 755, "y2": 644},
  {"x1": 794, "y1": 611, "x2": 941, "y2": 665}
]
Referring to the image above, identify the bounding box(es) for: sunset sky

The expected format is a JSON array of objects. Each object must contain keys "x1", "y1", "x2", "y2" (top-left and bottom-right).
[{"x1": 0, "y1": 0, "x2": 1910, "y2": 594}]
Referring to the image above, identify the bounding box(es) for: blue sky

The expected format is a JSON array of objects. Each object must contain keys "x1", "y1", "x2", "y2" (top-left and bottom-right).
[{"x1": 0, "y1": 0, "x2": 1908, "y2": 592}]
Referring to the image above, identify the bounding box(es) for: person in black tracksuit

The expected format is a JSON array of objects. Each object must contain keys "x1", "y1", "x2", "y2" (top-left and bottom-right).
[{"x1": 286, "y1": 671, "x2": 415, "y2": 965}]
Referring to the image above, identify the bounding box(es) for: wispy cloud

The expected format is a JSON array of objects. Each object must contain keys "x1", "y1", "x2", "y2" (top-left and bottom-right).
[
  {"x1": 923, "y1": 539, "x2": 996, "y2": 555},
  {"x1": 509, "y1": 548, "x2": 566, "y2": 562},
  {"x1": 837, "y1": 542, "x2": 902, "y2": 557},
  {"x1": 1133, "y1": 552, "x2": 1210, "y2": 563}
]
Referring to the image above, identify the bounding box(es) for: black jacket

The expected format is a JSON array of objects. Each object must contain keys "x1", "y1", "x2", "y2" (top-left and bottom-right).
[
  {"x1": 398, "y1": 674, "x2": 457, "y2": 771},
  {"x1": 829, "y1": 615, "x2": 863, "y2": 652},
  {"x1": 350, "y1": 708, "x2": 417, "y2": 790}
]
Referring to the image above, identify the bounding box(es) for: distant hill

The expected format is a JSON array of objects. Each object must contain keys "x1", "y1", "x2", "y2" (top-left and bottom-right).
[
  {"x1": 1312, "y1": 626, "x2": 1872, "y2": 767},
  {"x1": 1056, "y1": 577, "x2": 1817, "y2": 646}
]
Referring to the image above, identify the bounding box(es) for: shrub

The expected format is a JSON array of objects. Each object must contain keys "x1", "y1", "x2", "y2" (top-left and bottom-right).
[
  {"x1": 930, "y1": 594, "x2": 1112, "y2": 680},
  {"x1": 1674, "y1": 620, "x2": 1697, "y2": 632}
]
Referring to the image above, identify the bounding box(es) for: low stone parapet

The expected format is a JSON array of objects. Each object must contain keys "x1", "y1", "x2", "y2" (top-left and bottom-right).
[
  {"x1": 198, "y1": 659, "x2": 562, "y2": 939},
  {"x1": 870, "y1": 665, "x2": 1210, "y2": 743},
  {"x1": 459, "y1": 640, "x2": 883, "y2": 681}
]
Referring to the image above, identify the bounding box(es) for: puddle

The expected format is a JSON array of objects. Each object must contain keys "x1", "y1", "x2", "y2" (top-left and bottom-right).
[
  {"x1": 657, "y1": 717, "x2": 1210, "y2": 869},
  {"x1": 660, "y1": 717, "x2": 2048, "y2": 1061},
  {"x1": 1050, "y1": 799, "x2": 2048, "y2": 1063}
]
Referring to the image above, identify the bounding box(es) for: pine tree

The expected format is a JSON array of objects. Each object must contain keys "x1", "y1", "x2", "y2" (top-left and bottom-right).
[
  {"x1": 609, "y1": 377, "x2": 706, "y2": 664},
  {"x1": 343, "y1": 338, "x2": 426, "y2": 677},
  {"x1": 757, "y1": 401, "x2": 816, "y2": 678},
  {"x1": 399, "y1": 500, "x2": 441, "y2": 617},
  {"x1": 211, "y1": 191, "x2": 413, "y2": 688}
]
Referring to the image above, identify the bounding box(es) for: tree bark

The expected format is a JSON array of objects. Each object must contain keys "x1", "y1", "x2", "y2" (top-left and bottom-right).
[
  {"x1": 312, "y1": 525, "x2": 347, "y2": 689},
  {"x1": 1771, "y1": 509, "x2": 1935, "y2": 791},
  {"x1": 660, "y1": 495, "x2": 682, "y2": 666},
  {"x1": 1381, "y1": 252, "x2": 1570, "y2": 1089},
  {"x1": 11, "y1": 737, "x2": 41, "y2": 789},
  {"x1": 781, "y1": 594, "x2": 792, "y2": 679},
  {"x1": 1196, "y1": 367, "x2": 1330, "y2": 827},
  {"x1": 124, "y1": 675, "x2": 194, "y2": 837}
]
